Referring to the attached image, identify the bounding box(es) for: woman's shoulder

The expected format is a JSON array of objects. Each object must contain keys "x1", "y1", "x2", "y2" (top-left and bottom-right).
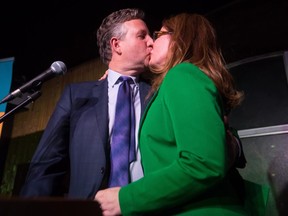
[
  {"x1": 167, "y1": 62, "x2": 211, "y2": 84},
  {"x1": 170, "y1": 62, "x2": 199, "y2": 72}
]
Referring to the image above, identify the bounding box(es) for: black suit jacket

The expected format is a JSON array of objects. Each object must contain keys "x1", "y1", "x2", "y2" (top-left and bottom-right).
[{"x1": 20, "y1": 78, "x2": 151, "y2": 199}]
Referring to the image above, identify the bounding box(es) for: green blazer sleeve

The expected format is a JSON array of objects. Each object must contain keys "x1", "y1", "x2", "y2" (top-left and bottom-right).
[{"x1": 119, "y1": 63, "x2": 245, "y2": 215}]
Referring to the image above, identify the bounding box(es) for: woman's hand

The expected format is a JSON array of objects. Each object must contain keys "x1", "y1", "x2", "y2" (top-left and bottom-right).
[
  {"x1": 95, "y1": 187, "x2": 121, "y2": 216},
  {"x1": 99, "y1": 70, "x2": 109, "y2": 80}
]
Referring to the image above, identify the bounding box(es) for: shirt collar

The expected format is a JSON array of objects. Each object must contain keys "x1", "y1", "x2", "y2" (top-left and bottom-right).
[{"x1": 107, "y1": 69, "x2": 138, "y2": 86}]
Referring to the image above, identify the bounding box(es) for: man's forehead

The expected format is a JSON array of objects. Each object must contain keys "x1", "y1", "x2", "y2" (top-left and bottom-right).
[{"x1": 124, "y1": 19, "x2": 148, "y2": 33}]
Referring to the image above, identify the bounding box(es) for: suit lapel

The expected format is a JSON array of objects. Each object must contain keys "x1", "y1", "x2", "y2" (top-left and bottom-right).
[
  {"x1": 139, "y1": 87, "x2": 158, "y2": 132},
  {"x1": 139, "y1": 79, "x2": 151, "y2": 117},
  {"x1": 92, "y1": 79, "x2": 109, "y2": 146}
]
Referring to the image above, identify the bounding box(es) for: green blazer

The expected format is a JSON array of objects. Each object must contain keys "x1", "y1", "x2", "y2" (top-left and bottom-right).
[{"x1": 119, "y1": 63, "x2": 247, "y2": 215}]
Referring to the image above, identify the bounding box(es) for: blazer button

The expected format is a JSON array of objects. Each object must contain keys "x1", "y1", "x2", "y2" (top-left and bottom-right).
[{"x1": 101, "y1": 167, "x2": 105, "y2": 174}]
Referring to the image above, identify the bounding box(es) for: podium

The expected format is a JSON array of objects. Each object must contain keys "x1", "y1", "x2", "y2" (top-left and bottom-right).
[{"x1": 0, "y1": 197, "x2": 102, "y2": 216}]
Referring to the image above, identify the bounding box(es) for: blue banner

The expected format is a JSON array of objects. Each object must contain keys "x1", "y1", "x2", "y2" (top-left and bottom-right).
[{"x1": 0, "y1": 57, "x2": 14, "y2": 136}]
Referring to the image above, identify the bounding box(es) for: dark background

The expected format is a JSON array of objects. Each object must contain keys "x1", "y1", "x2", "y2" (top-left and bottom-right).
[
  {"x1": 0, "y1": 0, "x2": 287, "y2": 89},
  {"x1": 0, "y1": 0, "x2": 231, "y2": 79}
]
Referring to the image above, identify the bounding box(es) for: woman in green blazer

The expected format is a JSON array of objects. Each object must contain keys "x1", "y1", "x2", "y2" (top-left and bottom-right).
[{"x1": 96, "y1": 13, "x2": 247, "y2": 215}]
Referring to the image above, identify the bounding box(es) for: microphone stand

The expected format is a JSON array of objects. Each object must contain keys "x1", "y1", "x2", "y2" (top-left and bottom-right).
[{"x1": 0, "y1": 91, "x2": 42, "y2": 123}]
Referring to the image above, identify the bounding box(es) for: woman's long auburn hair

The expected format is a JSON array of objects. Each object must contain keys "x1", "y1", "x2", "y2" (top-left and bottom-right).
[{"x1": 149, "y1": 13, "x2": 244, "y2": 112}]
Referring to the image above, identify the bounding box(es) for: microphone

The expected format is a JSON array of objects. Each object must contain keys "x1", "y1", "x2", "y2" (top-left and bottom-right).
[{"x1": 0, "y1": 61, "x2": 67, "y2": 104}]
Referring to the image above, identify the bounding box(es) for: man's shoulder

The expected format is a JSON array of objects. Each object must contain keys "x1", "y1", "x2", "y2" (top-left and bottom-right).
[
  {"x1": 60, "y1": 80, "x2": 107, "y2": 98},
  {"x1": 70, "y1": 79, "x2": 104, "y2": 87}
]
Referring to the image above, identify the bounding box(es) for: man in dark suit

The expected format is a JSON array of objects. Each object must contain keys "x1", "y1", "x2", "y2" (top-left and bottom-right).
[{"x1": 20, "y1": 8, "x2": 153, "y2": 199}]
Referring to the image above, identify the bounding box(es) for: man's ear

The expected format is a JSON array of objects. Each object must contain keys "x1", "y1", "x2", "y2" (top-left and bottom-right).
[{"x1": 110, "y1": 37, "x2": 122, "y2": 54}]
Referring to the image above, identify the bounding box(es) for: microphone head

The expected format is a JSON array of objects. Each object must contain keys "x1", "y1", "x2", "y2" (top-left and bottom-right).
[{"x1": 51, "y1": 61, "x2": 67, "y2": 75}]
